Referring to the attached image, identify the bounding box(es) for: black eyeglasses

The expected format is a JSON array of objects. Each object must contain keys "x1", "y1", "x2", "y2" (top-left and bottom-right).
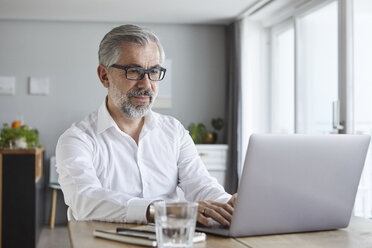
[{"x1": 111, "y1": 64, "x2": 166, "y2": 81}]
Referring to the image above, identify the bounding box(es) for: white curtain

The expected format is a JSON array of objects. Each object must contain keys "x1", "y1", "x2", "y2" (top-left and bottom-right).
[{"x1": 240, "y1": 18, "x2": 270, "y2": 178}]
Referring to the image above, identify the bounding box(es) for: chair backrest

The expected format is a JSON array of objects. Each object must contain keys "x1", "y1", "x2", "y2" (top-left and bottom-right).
[{"x1": 49, "y1": 156, "x2": 59, "y2": 186}]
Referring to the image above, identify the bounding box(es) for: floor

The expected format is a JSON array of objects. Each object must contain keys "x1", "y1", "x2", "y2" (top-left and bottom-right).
[{"x1": 37, "y1": 225, "x2": 71, "y2": 248}]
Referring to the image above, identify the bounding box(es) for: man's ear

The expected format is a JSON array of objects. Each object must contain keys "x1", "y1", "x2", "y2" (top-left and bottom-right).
[{"x1": 97, "y1": 64, "x2": 110, "y2": 88}]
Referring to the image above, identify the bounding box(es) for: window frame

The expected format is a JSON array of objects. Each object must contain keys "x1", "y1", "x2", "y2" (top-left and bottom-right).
[{"x1": 269, "y1": 0, "x2": 353, "y2": 134}]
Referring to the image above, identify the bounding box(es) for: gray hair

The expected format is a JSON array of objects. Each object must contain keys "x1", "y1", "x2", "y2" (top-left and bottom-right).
[{"x1": 98, "y1": 24, "x2": 165, "y2": 67}]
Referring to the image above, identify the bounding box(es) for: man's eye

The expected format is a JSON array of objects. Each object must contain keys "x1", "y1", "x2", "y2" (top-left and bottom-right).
[
  {"x1": 150, "y1": 68, "x2": 160, "y2": 74},
  {"x1": 128, "y1": 68, "x2": 141, "y2": 74}
]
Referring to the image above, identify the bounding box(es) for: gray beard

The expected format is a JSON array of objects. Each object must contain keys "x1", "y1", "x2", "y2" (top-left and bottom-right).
[{"x1": 109, "y1": 83, "x2": 156, "y2": 119}]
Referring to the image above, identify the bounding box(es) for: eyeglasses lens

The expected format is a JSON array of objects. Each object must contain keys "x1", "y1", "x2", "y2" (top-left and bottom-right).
[
  {"x1": 127, "y1": 68, "x2": 142, "y2": 80},
  {"x1": 149, "y1": 68, "x2": 162, "y2": 80}
]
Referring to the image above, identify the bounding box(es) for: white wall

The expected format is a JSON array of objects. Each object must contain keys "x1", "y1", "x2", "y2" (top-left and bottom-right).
[{"x1": 0, "y1": 20, "x2": 227, "y2": 223}]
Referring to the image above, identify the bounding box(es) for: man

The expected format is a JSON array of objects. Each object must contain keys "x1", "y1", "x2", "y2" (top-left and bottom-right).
[{"x1": 56, "y1": 24, "x2": 237, "y2": 227}]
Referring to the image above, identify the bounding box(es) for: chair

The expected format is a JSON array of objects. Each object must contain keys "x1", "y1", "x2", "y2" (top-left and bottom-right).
[{"x1": 49, "y1": 156, "x2": 61, "y2": 229}]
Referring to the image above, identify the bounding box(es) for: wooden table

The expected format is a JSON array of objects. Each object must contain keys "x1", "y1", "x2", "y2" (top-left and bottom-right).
[
  {"x1": 68, "y1": 217, "x2": 372, "y2": 248},
  {"x1": 68, "y1": 221, "x2": 246, "y2": 248}
]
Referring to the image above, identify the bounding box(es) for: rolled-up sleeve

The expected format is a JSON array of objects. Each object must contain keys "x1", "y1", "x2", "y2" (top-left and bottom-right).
[
  {"x1": 56, "y1": 129, "x2": 151, "y2": 223},
  {"x1": 176, "y1": 124, "x2": 231, "y2": 203}
]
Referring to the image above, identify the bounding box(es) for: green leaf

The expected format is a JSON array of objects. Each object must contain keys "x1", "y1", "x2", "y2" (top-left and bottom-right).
[
  {"x1": 0, "y1": 123, "x2": 41, "y2": 149},
  {"x1": 211, "y1": 118, "x2": 224, "y2": 131},
  {"x1": 187, "y1": 122, "x2": 208, "y2": 144}
]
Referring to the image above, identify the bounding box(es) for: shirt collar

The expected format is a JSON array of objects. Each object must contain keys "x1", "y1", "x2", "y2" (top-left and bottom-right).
[
  {"x1": 97, "y1": 97, "x2": 160, "y2": 134},
  {"x1": 143, "y1": 109, "x2": 160, "y2": 131},
  {"x1": 97, "y1": 98, "x2": 117, "y2": 134}
]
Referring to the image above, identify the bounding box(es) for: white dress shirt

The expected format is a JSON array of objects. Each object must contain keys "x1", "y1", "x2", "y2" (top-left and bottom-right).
[{"x1": 56, "y1": 99, "x2": 231, "y2": 223}]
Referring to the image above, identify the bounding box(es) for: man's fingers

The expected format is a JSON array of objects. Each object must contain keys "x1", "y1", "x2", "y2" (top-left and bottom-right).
[
  {"x1": 207, "y1": 205, "x2": 232, "y2": 222},
  {"x1": 197, "y1": 213, "x2": 212, "y2": 227},
  {"x1": 197, "y1": 200, "x2": 235, "y2": 227},
  {"x1": 198, "y1": 202, "x2": 209, "y2": 214},
  {"x1": 228, "y1": 193, "x2": 238, "y2": 208},
  {"x1": 210, "y1": 201, "x2": 234, "y2": 215},
  {"x1": 205, "y1": 207, "x2": 230, "y2": 227}
]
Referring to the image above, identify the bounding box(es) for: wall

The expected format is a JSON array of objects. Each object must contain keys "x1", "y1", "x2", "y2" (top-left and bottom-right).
[{"x1": 0, "y1": 20, "x2": 227, "y2": 224}]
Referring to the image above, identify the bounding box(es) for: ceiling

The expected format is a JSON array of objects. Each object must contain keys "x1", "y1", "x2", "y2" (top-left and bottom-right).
[{"x1": 0, "y1": 0, "x2": 259, "y2": 25}]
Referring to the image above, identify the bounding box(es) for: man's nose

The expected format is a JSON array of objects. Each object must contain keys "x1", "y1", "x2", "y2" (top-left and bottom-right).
[{"x1": 137, "y1": 73, "x2": 152, "y2": 89}]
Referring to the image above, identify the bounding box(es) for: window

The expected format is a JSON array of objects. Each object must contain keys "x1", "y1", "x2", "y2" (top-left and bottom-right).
[
  {"x1": 270, "y1": 1, "x2": 338, "y2": 135},
  {"x1": 296, "y1": 1, "x2": 338, "y2": 134},
  {"x1": 353, "y1": 0, "x2": 372, "y2": 218},
  {"x1": 245, "y1": 0, "x2": 372, "y2": 217},
  {"x1": 271, "y1": 24, "x2": 295, "y2": 134}
]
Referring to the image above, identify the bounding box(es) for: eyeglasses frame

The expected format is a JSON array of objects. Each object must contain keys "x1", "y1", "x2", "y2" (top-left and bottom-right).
[{"x1": 110, "y1": 64, "x2": 167, "y2": 81}]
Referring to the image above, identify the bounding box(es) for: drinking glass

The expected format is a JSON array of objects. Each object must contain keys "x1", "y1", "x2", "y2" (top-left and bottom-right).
[{"x1": 154, "y1": 201, "x2": 199, "y2": 248}]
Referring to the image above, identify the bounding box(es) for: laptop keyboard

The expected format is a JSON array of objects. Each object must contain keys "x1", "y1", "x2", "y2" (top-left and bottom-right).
[{"x1": 197, "y1": 219, "x2": 229, "y2": 230}]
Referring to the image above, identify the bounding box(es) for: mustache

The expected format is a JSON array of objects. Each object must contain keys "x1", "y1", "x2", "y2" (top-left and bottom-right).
[{"x1": 127, "y1": 89, "x2": 154, "y2": 98}]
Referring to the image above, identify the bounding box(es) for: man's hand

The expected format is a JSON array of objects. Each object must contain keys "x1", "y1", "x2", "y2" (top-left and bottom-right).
[
  {"x1": 227, "y1": 193, "x2": 238, "y2": 208},
  {"x1": 197, "y1": 195, "x2": 237, "y2": 227}
]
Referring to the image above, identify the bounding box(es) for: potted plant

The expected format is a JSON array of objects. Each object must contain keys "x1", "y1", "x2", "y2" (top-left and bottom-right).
[
  {"x1": 0, "y1": 122, "x2": 41, "y2": 149},
  {"x1": 187, "y1": 123, "x2": 208, "y2": 144},
  {"x1": 210, "y1": 118, "x2": 224, "y2": 144},
  {"x1": 188, "y1": 118, "x2": 224, "y2": 144}
]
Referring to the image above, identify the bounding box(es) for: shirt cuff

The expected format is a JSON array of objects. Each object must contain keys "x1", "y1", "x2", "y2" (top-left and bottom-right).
[
  {"x1": 213, "y1": 193, "x2": 232, "y2": 203},
  {"x1": 126, "y1": 198, "x2": 155, "y2": 224}
]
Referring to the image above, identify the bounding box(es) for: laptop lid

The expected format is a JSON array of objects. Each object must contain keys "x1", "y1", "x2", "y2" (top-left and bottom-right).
[
  {"x1": 229, "y1": 134, "x2": 370, "y2": 237},
  {"x1": 197, "y1": 134, "x2": 370, "y2": 237}
]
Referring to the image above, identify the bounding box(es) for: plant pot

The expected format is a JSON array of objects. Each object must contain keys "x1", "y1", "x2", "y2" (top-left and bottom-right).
[
  {"x1": 10, "y1": 137, "x2": 27, "y2": 149},
  {"x1": 204, "y1": 132, "x2": 218, "y2": 144}
]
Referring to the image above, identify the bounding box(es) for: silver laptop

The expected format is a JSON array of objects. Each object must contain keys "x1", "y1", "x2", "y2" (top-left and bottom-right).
[{"x1": 196, "y1": 134, "x2": 371, "y2": 237}]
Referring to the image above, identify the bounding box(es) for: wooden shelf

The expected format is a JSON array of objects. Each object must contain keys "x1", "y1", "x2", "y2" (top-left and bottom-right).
[
  {"x1": 0, "y1": 147, "x2": 45, "y2": 154},
  {"x1": 0, "y1": 147, "x2": 45, "y2": 248},
  {"x1": 0, "y1": 148, "x2": 45, "y2": 182}
]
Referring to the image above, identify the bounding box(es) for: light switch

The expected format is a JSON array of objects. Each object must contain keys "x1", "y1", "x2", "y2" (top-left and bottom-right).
[
  {"x1": 0, "y1": 76, "x2": 16, "y2": 95},
  {"x1": 29, "y1": 77, "x2": 50, "y2": 95}
]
